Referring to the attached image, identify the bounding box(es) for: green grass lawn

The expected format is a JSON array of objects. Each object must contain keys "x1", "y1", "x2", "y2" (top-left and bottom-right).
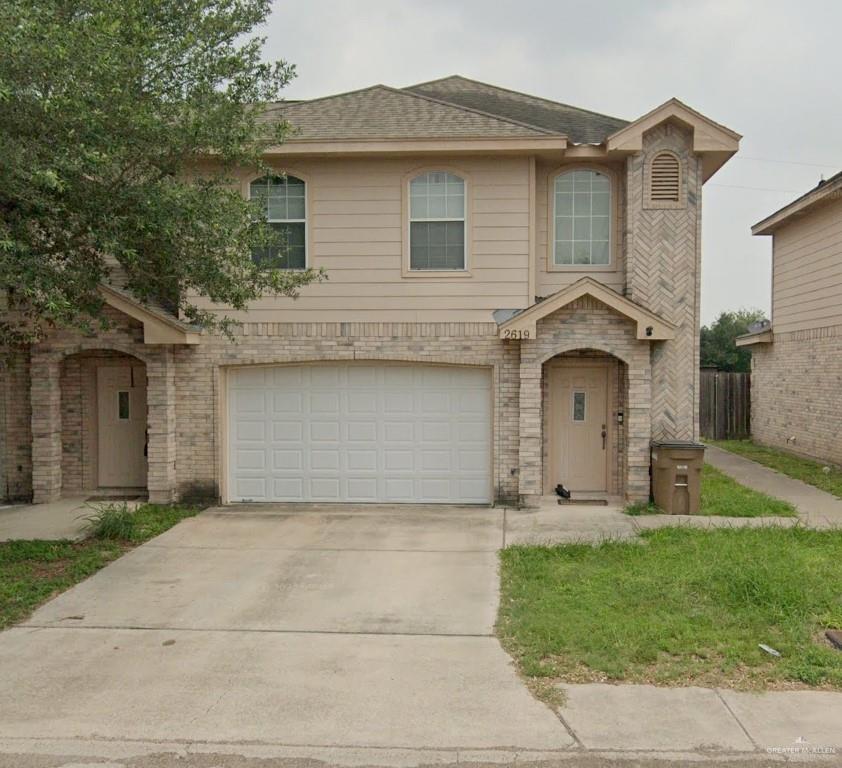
[
  {"x1": 0, "y1": 503, "x2": 199, "y2": 630},
  {"x1": 498, "y1": 526, "x2": 842, "y2": 691},
  {"x1": 625, "y1": 464, "x2": 796, "y2": 517},
  {"x1": 711, "y1": 439, "x2": 842, "y2": 499}
]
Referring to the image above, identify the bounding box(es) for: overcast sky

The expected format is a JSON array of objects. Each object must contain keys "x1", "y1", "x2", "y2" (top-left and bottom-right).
[{"x1": 261, "y1": 0, "x2": 842, "y2": 324}]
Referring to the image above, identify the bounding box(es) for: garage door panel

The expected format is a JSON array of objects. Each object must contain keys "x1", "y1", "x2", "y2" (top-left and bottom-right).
[
  {"x1": 233, "y1": 390, "x2": 266, "y2": 414},
  {"x1": 311, "y1": 450, "x2": 340, "y2": 470},
  {"x1": 310, "y1": 478, "x2": 341, "y2": 499},
  {"x1": 235, "y1": 421, "x2": 266, "y2": 442},
  {"x1": 347, "y1": 391, "x2": 377, "y2": 413},
  {"x1": 383, "y1": 422, "x2": 413, "y2": 442},
  {"x1": 272, "y1": 420, "x2": 303, "y2": 442},
  {"x1": 384, "y1": 392, "x2": 413, "y2": 414},
  {"x1": 347, "y1": 421, "x2": 377, "y2": 442},
  {"x1": 421, "y1": 421, "x2": 451, "y2": 441},
  {"x1": 236, "y1": 450, "x2": 266, "y2": 470},
  {"x1": 272, "y1": 392, "x2": 302, "y2": 413},
  {"x1": 346, "y1": 477, "x2": 378, "y2": 501},
  {"x1": 229, "y1": 364, "x2": 491, "y2": 504},
  {"x1": 273, "y1": 450, "x2": 301, "y2": 470},
  {"x1": 311, "y1": 367, "x2": 341, "y2": 387},
  {"x1": 385, "y1": 450, "x2": 414, "y2": 471},
  {"x1": 236, "y1": 477, "x2": 267, "y2": 500},
  {"x1": 310, "y1": 422, "x2": 339, "y2": 442},
  {"x1": 273, "y1": 478, "x2": 303, "y2": 499}
]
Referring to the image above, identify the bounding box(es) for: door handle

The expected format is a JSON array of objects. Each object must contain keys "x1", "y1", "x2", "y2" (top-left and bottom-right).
[{"x1": 601, "y1": 425, "x2": 607, "y2": 449}]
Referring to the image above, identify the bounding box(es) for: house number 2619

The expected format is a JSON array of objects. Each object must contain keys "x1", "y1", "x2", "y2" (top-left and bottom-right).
[{"x1": 503, "y1": 329, "x2": 531, "y2": 339}]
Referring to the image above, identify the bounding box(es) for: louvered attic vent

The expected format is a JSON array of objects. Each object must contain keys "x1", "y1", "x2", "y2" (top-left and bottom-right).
[{"x1": 650, "y1": 152, "x2": 681, "y2": 202}]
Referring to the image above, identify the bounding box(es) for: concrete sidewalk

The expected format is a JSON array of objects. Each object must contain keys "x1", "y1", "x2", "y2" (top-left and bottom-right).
[
  {"x1": 559, "y1": 683, "x2": 842, "y2": 756},
  {"x1": 1, "y1": 681, "x2": 840, "y2": 765},
  {"x1": 0, "y1": 496, "x2": 145, "y2": 542},
  {"x1": 0, "y1": 497, "x2": 92, "y2": 542},
  {"x1": 706, "y1": 445, "x2": 842, "y2": 528}
]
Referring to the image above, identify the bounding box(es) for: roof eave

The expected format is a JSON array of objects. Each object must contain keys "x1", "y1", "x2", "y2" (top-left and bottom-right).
[
  {"x1": 752, "y1": 176, "x2": 842, "y2": 235},
  {"x1": 735, "y1": 330, "x2": 773, "y2": 347},
  {"x1": 263, "y1": 136, "x2": 568, "y2": 157},
  {"x1": 497, "y1": 277, "x2": 675, "y2": 341}
]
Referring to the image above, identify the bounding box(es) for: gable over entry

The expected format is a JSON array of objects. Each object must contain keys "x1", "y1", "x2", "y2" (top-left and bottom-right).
[{"x1": 496, "y1": 277, "x2": 675, "y2": 340}]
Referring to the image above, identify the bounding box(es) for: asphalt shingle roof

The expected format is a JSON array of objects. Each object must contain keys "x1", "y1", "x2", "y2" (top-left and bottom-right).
[
  {"x1": 405, "y1": 76, "x2": 629, "y2": 145},
  {"x1": 264, "y1": 85, "x2": 554, "y2": 141}
]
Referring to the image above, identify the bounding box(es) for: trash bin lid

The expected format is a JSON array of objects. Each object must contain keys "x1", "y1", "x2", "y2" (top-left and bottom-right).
[{"x1": 650, "y1": 440, "x2": 705, "y2": 450}]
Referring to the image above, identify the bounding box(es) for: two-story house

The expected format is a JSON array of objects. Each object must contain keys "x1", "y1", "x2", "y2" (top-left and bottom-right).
[
  {"x1": 740, "y1": 171, "x2": 842, "y2": 466},
  {"x1": 1, "y1": 76, "x2": 739, "y2": 507}
]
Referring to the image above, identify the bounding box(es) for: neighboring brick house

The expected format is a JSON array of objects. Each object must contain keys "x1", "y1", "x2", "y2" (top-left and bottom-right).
[
  {"x1": 740, "y1": 171, "x2": 842, "y2": 467},
  {"x1": 0, "y1": 76, "x2": 739, "y2": 507}
]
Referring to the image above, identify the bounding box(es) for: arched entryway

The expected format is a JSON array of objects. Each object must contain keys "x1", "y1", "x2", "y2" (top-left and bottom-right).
[
  {"x1": 60, "y1": 350, "x2": 148, "y2": 496},
  {"x1": 541, "y1": 349, "x2": 628, "y2": 498}
]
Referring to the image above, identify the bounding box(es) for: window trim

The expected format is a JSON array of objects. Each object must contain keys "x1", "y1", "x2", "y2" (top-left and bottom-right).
[
  {"x1": 402, "y1": 166, "x2": 473, "y2": 278},
  {"x1": 547, "y1": 164, "x2": 618, "y2": 273},
  {"x1": 245, "y1": 169, "x2": 311, "y2": 270},
  {"x1": 645, "y1": 149, "x2": 684, "y2": 210}
]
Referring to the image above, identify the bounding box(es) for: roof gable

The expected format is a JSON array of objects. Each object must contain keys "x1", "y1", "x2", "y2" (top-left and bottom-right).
[
  {"x1": 267, "y1": 85, "x2": 554, "y2": 142},
  {"x1": 405, "y1": 75, "x2": 628, "y2": 145},
  {"x1": 752, "y1": 169, "x2": 842, "y2": 235},
  {"x1": 606, "y1": 98, "x2": 741, "y2": 180},
  {"x1": 497, "y1": 277, "x2": 675, "y2": 340},
  {"x1": 100, "y1": 285, "x2": 200, "y2": 345}
]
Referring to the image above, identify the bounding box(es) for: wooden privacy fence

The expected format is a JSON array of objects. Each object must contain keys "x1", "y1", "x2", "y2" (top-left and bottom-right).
[{"x1": 700, "y1": 369, "x2": 751, "y2": 440}]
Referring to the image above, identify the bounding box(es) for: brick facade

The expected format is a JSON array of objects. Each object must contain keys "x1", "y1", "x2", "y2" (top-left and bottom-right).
[
  {"x1": 626, "y1": 123, "x2": 702, "y2": 442},
  {"x1": 750, "y1": 326, "x2": 842, "y2": 466},
  {"x1": 172, "y1": 321, "x2": 522, "y2": 504},
  {"x1": 0, "y1": 127, "x2": 704, "y2": 508},
  {"x1": 517, "y1": 296, "x2": 651, "y2": 506}
]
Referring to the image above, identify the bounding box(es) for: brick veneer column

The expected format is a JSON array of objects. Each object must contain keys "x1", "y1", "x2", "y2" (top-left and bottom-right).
[
  {"x1": 31, "y1": 352, "x2": 62, "y2": 503},
  {"x1": 626, "y1": 353, "x2": 653, "y2": 501},
  {"x1": 146, "y1": 347, "x2": 177, "y2": 503},
  {"x1": 517, "y1": 359, "x2": 542, "y2": 506}
]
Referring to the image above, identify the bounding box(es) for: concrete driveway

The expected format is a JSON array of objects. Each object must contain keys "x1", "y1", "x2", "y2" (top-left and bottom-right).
[{"x1": 0, "y1": 504, "x2": 572, "y2": 759}]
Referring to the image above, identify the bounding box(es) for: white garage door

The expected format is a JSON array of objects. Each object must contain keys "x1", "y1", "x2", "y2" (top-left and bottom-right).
[{"x1": 227, "y1": 363, "x2": 492, "y2": 504}]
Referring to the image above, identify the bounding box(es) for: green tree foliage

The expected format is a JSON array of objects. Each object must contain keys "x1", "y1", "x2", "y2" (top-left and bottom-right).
[
  {"x1": 700, "y1": 309, "x2": 766, "y2": 372},
  {"x1": 0, "y1": 0, "x2": 321, "y2": 345}
]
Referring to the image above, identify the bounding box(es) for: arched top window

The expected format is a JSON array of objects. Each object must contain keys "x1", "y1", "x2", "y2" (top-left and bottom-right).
[
  {"x1": 553, "y1": 169, "x2": 611, "y2": 267},
  {"x1": 249, "y1": 174, "x2": 306, "y2": 269},
  {"x1": 409, "y1": 171, "x2": 465, "y2": 271},
  {"x1": 648, "y1": 151, "x2": 681, "y2": 205}
]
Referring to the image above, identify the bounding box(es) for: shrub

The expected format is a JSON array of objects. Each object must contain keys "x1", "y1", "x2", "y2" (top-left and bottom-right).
[{"x1": 80, "y1": 503, "x2": 136, "y2": 540}]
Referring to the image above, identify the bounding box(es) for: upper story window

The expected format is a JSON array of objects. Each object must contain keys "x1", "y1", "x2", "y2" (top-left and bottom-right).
[
  {"x1": 647, "y1": 151, "x2": 682, "y2": 207},
  {"x1": 409, "y1": 171, "x2": 465, "y2": 270},
  {"x1": 249, "y1": 175, "x2": 306, "y2": 269},
  {"x1": 553, "y1": 169, "x2": 611, "y2": 267}
]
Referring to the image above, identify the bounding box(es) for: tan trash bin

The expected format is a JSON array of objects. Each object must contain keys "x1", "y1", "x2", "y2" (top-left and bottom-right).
[{"x1": 650, "y1": 441, "x2": 705, "y2": 515}]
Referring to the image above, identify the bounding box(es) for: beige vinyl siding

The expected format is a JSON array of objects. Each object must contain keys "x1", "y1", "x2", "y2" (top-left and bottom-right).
[
  {"x1": 191, "y1": 156, "x2": 531, "y2": 323},
  {"x1": 535, "y1": 160, "x2": 626, "y2": 298},
  {"x1": 772, "y1": 196, "x2": 842, "y2": 334}
]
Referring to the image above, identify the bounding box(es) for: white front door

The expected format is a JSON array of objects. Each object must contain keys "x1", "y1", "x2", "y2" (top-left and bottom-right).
[
  {"x1": 97, "y1": 365, "x2": 148, "y2": 488},
  {"x1": 551, "y1": 366, "x2": 608, "y2": 492},
  {"x1": 227, "y1": 363, "x2": 492, "y2": 504}
]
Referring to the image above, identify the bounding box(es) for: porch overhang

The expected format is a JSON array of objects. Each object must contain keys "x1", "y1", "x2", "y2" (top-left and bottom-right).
[
  {"x1": 100, "y1": 285, "x2": 201, "y2": 345},
  {"x1": 735, "y1": 329, "x2": 773, "y2": 347},
  {"x1": 497, "y1": 277, "x2": 676, "y2": 341}
]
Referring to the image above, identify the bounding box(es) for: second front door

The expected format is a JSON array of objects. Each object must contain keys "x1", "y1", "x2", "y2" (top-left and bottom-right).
[{"x1": 550, "y1": 365, "x2": 608, "y2": 492}]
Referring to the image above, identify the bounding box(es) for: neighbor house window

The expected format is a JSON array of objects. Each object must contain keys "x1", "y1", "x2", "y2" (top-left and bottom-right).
[
  {"x1": 409, "y1": 171, "x2": 465, "y2": 270},
  {"x1": 249, "y1": 175, "x2": 306, "y2": 269},
  {"x1": 553, "y1": 169, "x2": 611, "y2": 266}
]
